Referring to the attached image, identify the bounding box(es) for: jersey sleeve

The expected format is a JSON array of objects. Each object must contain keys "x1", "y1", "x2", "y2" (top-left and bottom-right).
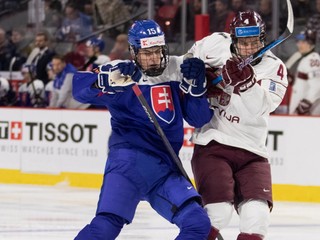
[
  {"x1": 181, "y1": 93, "x2": 213, "y2": 128},
  {"x1": 241, "y1": 54, "x2": 288, "y2": 114},
  {"x1": 72, "y1": 71, "x2": 111, "y2": 106},
  {"x1": 301, "y1": 53, "x2": 320, "y2": 103}
]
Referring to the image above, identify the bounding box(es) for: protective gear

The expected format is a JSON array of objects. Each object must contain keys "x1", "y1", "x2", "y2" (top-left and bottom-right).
[
  {"x1": 230, "y1": 10, "x2": 266, "y2": 59},
  {"x1": 238, "y1": 199, "x2": 270, "y2": 238},
  {"x1": 295, "y1": 98, "x2": 312, "y2": 115},
  {"x1": 180, "y1": 57, "x2": 207, "y2": 97},
  {"x1": 21, "y1": 63, "x2": 36, "y2": 77},
  {"x1": 86, "y1": 37, "x2": 105, "y2": 52},
  {"x1": 97, "y1": 62, "x2": 141, "y2": 93},
  {"x1": 237, "y1": 233, "x2": 263, "y2": 240},
  {"x1": 205, "y1": 202, "x2": 233, "y2": 230},
  {"x1": 128, "y1": 19, "x2": 169, "y2": 76},
  {"x1": 296, "y1": 29, "x2": 316, "y2": 45},
  {"x1": 207, "y1": 226, "x2": 220, "y2": 240},
  {"x1": 0, "y1": 77, "x2": 9, "y2": 98},
  {"x1": 172, "y1": 201, "x2": 211, "y2": 239},
  {"x1": 74, "y1": 213, "x2": 126, "y2": 240},
  {"x1": 221, "y1": 57, "x2": 256, "y2": 95}
]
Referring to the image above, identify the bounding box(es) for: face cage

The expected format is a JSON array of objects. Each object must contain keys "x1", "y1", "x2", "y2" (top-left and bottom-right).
[
  {"x1": 232, "y1": 36, "x2": 265, "y2": 60},
  {"x1": 132, "y1": 45, "x2": 169, "y2": 77}
]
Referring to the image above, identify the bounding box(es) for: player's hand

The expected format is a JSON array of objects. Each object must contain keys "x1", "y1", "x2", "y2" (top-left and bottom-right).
[
  {"x1": 96, "y1": 62, "x2": 141, "y2": 93},
  {"x1": 117, "y1": 61, "x2": 142, "y2": 82},
  {"x1": 180, "y1": 57, "x2": 207, "y2": 97},
  {"x1": 296, "y1": 99, "x2": 312, "y2": 115},
  {"x1": 221, "y1": 56, "x2": 256, "y2": 95}
]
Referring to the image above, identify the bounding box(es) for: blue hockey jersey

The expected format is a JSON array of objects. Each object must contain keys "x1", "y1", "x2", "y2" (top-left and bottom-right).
[{"x1": 72, "y1": 56, "x2": 213, "y2": 167}]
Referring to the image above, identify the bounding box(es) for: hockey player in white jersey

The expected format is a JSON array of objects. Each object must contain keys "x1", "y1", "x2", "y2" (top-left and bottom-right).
[
  {"x1": 188, "y1": 10, "x2": 288, "y2": 240},
  {"x1": 72, "y1": 19, "x2": 213, "y2": 240},
  {"x1": 17, "y1": 64, "x2": 46, "y2": 107},
  {"x1": 289, "y1": 29, "x2": 320, "y2": 115}
]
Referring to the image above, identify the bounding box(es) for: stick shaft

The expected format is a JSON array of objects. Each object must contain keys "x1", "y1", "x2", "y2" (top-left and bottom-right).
[{"x1": 132, "y1": 84, "x2": 192, "y2": 183}]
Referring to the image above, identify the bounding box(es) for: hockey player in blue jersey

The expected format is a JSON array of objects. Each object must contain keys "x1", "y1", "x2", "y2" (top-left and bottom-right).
[{"x1": 72, "y1": 19, "x2": 213, "y2": 240}]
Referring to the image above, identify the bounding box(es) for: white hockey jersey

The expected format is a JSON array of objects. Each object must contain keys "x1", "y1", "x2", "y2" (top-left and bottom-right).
[
  {"x1": 189, "y1": 32, "x2": 288, "y2": 158},
  {"x1": 289, "y1": 51, "x2": 320, "y2": 114}
]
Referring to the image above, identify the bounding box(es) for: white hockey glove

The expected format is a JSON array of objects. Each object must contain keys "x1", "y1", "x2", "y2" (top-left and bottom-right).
[{"x1": 96, "y1": 62, "x2": 142, "y2": 93}]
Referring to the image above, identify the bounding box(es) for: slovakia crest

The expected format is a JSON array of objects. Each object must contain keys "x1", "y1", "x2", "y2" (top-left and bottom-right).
[{"x1": 151, "y1": 85, "x2": 175, "y2": 124}]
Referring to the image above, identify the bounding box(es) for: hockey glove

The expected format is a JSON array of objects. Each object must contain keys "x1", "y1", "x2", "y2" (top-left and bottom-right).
[
  {"x1": 180, "y1": 57, "x2": 207, "y2": 97},
  {"x1": 221, "y1": 56, "x2": 256, "y2": 95},
  {"x1": 296, "y1": 99, "x2": 312, "y2": 115},
  {"x1": 96, "y1": 62, "x2": 142, "y2": 93},
  {"x1": 117, "y1": 61, "x2": 142, "y2": 82}
]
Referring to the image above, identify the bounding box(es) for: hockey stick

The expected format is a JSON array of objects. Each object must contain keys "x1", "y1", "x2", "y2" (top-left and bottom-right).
[
  {"x1": 27, "y1": 66, "x2": 46, "y2": 107},
  {"x1": 238, "y1": 0, "x2": 294, "y2": 69},
  {"x1": 104, "y1": 67, "x2": 223, "y2": 239},
  {"x1": 132, "y1": 84, "x2": 225, "y2": 240},
  {"x1": 132, "y1": 84, "x2": 192, "y2": 184}
]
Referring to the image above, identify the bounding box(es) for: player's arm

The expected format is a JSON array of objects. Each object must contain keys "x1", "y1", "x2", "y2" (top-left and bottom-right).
[
  {"x1": 256, "y1": 60, "x2": 288, "y2": 113},
  {"x1": 179, "y1": 57, "x2": 213, "y2": 127},
  {"x1": 295, "y1": 66, "x2": 320, "y2": 115},
  {"x1": 56, "y1": 73, "x2": 73, "y2": 107},
  {"x1": 72, "y1": 60, "x2": 141, "y2": 105},
  {"x1": 207, "y1": 56, "x2": 288, "y2": 114}
]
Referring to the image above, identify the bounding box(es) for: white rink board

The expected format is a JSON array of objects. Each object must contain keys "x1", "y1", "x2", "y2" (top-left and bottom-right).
[{"x1": 0, "y1": 108, "x2": 320, "y2": 187}]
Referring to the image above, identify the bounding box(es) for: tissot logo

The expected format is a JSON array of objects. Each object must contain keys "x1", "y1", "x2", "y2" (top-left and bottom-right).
[
  {"x1": 11, "y1": 122, "x2": 22, "y2": 140},
  {"x1": 0, "y1": 121, "x2": 9, "y2": 139},
  {"x1": 0, "y1": 121, "x2": 22, "y2": 140},
  {"x1": 0, "y1": 121, "x2": 98, "y2": 143}
]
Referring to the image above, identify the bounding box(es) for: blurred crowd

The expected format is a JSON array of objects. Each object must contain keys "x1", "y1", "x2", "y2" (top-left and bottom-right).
[{"x1": 0, "y1": 0, "x2": 319, "y2": 115}]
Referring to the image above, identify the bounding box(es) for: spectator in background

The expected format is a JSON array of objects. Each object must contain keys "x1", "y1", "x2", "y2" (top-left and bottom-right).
[
  {"x1": 109, "y1": 33, "x2": 131, "y2": 61},
  {"x1": 49, "y1": 55, "x2": 90, "y2": 109},
  {"x1": 231, "y1": 0, "x2": 247, "y2": 13},
  {"x1": 307, "y1": 0, "x2": 320, "y2": 50},
  {"x1": 10, "y1": 28, "x2": 32, "y2": 60},
  {"x1": 210, "y1": 0, "x2": 235, "y2": 33},
  {"x1": 57, "y1": 1, "x2": 93, "y2": 42},
  {"x1": 82, "y1": 37, "x2": 110, "y2": 71},
  {"x1": 26, "y1": 31, "x2": 55, "y2": 85},
  {"x1": 43, "y1": 0, "x2": 63, "y2": 36},
  {"x1": 289, "y1": 29, "x2": 320, "y2": 115},
  {"x1": 74, "y1": 0, "x2": 94, "y2": 17},
  {"x1": 258, "y1": 0, "x2": 272, "y2": 33},
  {"x1": 0, "y1": 77, "x2": 17, "y2": 106},
  {"x1": 0, "y1": 27, "x2": 15, "y2": 71},
  {"x1": 17, "y1": 64, "x2": 46, "y2": 108},
  {"x1": 9, "y1": 28, "x2": 32, "y2": 71},
  {"x1": 44, "y1": 62, "x2": 55, "y2": 107},
  {"x1": 94, "y1": 0, "x2": 130, "y2": 36}
]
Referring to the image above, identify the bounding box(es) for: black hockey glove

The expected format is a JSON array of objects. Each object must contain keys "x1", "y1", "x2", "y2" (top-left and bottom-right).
[{"x1": 296, "y1": 99, "x2": 312, "y2": 115}]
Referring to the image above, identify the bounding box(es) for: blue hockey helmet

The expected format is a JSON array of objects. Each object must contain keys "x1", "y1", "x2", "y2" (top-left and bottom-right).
[
  {"x1": 128, "y1": 19, "x2": 169, "y2": 76},
  {"x1": 86, "y1": 37, "x2": 105, "y2": 52}
]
